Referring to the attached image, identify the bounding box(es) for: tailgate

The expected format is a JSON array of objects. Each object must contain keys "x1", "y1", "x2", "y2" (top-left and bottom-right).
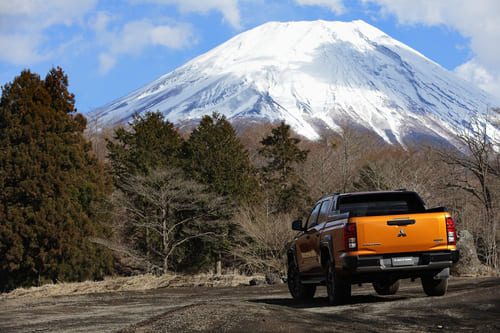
[{"x1": 351, "y1": 212, "x2": 449, "y2": 254}]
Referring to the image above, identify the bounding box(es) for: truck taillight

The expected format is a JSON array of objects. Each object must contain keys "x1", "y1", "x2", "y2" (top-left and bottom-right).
[
  {"x1": 344, "y1": 223, "x2": 357, "y2": 251},
  {"x1": 446, "y1": 217, "x2": 457, "y2": 245}
]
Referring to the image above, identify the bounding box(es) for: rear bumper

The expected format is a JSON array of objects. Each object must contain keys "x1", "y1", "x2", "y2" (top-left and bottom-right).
[{"x1": 342, "y1": 249, "x2": 459, "y2": 273}]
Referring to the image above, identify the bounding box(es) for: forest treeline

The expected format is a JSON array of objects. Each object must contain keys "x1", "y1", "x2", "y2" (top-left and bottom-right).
[{"x1": 1, "y1": 68, "x2": 499, "y2": 292}]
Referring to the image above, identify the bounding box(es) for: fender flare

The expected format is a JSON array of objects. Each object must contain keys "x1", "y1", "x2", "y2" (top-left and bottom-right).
[
  {"x1": 287, "y1": 243, "x2": 299, "y2": 268},
  {"x1": 320, "y1": 235, "x2": 335, "y2": 269}
]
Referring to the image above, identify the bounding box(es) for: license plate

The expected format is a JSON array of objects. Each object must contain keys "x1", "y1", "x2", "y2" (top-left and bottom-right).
[{"x1": 392, "y1": 257, "x2": 414, "y2": 266}]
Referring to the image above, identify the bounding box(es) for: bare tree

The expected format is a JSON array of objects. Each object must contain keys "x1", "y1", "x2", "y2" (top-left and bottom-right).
[
  {"x1": 83, "y1": 111, "x2": 118, "y2": 162},
  {"x1": 353, "y1": 146, "x2": 439, "y2": 199},
  {"x1": 106, "y1": 168, "x2": 229, "y2": 274},
  {"x1": 298, "y1": 125, "x2": 386, "y2": 197},
  {"x1": 438, "y1": 110, "x2": 499, "y2": 267},
  {"x1": 298, "y1": 132, "x2": 341, "y2": 199},
  {"x1": 231, "y1": 204, "x2": 297, "y2": 274}
]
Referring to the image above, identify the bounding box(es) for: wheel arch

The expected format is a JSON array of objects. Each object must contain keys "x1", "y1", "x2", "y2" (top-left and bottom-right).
[
  {"x1": 288, "y1": 244, "x2": 298, "y2": 268},
  {"x1": 320, "y1": 235, "x2": 334, "y2": 270}
]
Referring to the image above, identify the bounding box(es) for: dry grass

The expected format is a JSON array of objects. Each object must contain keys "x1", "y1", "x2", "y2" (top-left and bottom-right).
[{"x1": 0, "y1": 272, "x2": 265, "y2": 300}]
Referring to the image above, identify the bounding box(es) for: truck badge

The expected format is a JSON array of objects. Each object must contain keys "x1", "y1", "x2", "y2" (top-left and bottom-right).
[{"x1": 398, "y1": 228, "x2": 407, "y2": 237}]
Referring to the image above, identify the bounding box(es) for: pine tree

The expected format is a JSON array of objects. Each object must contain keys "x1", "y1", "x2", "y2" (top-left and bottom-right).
[
  {"x1": 259, "y1": 121, "x2": 309, "y2": 213},
  {"x1": 107, "y1": 111, "x2": 183, "y2": 181},
  {"x1": 0, "y1": 68, "x2": 113, "y2": 291},
  {"x1": 184, "y1": 112, "x2": 260, "y2": 204}
]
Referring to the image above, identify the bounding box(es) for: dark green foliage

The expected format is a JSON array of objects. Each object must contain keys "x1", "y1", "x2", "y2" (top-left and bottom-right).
[
  {"x1": 0, "y1": 68, "x2": 113, "y2": 291},
  {"x1": 259, "y1": 121, "x2": 309, "y2": 213},
  {"x1": 259, "y1": 122, "x2": 308, "y2": 175},
  {"x1": 107, "y1": 111, "x2": 183, "y2": 181},
  {"x1": 184, "y1": 113, "x2": 260, "y2": 204}
]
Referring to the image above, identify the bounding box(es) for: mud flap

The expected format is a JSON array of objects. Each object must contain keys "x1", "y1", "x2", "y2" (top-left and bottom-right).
[{"x1": 434, "y1": 267, "x2": 450, "y2": 280}]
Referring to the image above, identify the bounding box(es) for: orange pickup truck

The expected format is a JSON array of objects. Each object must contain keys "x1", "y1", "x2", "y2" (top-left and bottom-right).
[{"x1": 287, "y1": 190, "x2": 459, "y2": 304}]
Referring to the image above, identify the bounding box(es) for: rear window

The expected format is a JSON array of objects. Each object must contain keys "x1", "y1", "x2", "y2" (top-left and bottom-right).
[{"x1": 337, "y1": 192, "x2": 426, "y2": 217}]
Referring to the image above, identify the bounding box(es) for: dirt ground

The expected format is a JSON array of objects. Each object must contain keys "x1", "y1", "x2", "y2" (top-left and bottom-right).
[{"x1": 0, "y1": 276, "x2": 498, "y2": 332}]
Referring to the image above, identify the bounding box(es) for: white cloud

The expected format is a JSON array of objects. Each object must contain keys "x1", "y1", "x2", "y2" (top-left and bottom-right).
[
  {"x1": 0, "y1": 0, "x2": 98, "y2": 64},
  {"x1": 0, "y1": 0, "x2": 98, "y2": 30},
  {"x1": 128, "y1": 0, "x2": 242, "y2": 29},
  {"x1": 98, "y1": 53, "x2": 116, "y2": 75},
  {"x1": 0, "y1": 33, "x2": 45, "y2": 65},
  {"x1": 294, "y1": 0, "x2": 346, "y2": 15},
  {"x1": 454, "y1": 59, "x2": 500, "y2": 98},
  {"x1": 90, "y1": 11, "x2": 115, "y2": 34},
  {"x1": 150, "y1": 25, "x2": 194, "y2": 48},
  {"x1": 95, "y1": 18, "x2": 195, "y2": 74},
  {"x1": 0, "y1": 1, "x2": 197, "y2": 73},
  {"x1": 362, "y1": 0, "x2": 500, "y2": 96}
]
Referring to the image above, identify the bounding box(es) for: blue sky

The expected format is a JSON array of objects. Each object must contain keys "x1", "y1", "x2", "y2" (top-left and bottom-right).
[{"x1": 1, "y1": 0, "x2": 499, "y2": 114}]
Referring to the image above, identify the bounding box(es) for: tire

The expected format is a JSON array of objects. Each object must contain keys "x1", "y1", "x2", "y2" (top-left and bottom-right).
[
  {"x1": 372, "y1": 279, "x2": 400, "y2": 295},
  {"x1": 326, "y1": 259, "x2": 351, "y2": 305},
  {"x1": 421, "y1": 277, "x2": 448, "y2": 296},
  {"x1": 287, "y1": 260, "x2": 316, "y2": 300}
]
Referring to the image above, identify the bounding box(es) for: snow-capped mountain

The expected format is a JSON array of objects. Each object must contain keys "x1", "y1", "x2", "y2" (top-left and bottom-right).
[{"x1": 92, "y1": 20, "x2": 499, "y2": 145}]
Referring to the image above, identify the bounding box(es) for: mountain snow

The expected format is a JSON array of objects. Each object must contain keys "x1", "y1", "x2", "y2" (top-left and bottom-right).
[{"x1": 92, "y1": 20, "x2": 499, "y2": 145}]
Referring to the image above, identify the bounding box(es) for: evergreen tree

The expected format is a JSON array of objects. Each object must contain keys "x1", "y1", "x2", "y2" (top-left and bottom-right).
[
  {"x1": 0, "y1": 68, "x2": 113, "y2": 291},
  {"x1": 259, "y1": 121, "x2": 309, "y2": 213},
  {"x1": 184, "y1": 113, "x2": 260, "y2": 204},
  {"x1": 107, "y1": 111, "x2": 183, "y2": 181}
]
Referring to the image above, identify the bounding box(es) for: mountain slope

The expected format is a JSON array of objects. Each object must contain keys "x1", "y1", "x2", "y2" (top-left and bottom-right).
[{"x1": 92, "y1": 20, "x2": 499, "y2": 145}]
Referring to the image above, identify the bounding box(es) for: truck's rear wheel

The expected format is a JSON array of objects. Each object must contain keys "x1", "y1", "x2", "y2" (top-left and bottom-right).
[
  {"x1": 372, "y1": 279, "x2": 400, "y2": 295},
  {"x1": 326, "y1": 259, "x2": 351, "y2": 305},
  {"x1": 287, "y1": 260, "x2": 316, "y2": 300},
  {"x1": 421, "y1": 277, "x2": 448, "y2": 296}
]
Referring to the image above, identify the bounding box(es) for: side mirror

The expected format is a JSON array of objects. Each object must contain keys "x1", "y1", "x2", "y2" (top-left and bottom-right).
[{"x1": 292, "y1": 219, "x2": 304, "y2": 231}]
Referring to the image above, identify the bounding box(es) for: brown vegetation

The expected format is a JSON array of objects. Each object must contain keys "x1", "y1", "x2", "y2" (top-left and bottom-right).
[
  {"x1": 85, "y1": 113, "x2": 499, "y2": 276},
  {"x1": 230, "y1": 204, "x2": 297, "y2": 273}
]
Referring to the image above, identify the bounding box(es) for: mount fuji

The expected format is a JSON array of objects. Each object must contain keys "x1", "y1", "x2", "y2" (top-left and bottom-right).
[{"x1": 92, "y1": 20, "x2": 499, "y2": 145}]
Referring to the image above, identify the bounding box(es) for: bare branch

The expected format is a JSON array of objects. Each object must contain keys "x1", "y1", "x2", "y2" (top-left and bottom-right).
[{"x1": 110, "y1": 167, "x2": 228, "y2": 273}]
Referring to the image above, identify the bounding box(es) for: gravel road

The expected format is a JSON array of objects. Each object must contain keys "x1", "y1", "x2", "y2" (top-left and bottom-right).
[{"x1": 0, "y1": 277, "x2": 498, "y2": 332}]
